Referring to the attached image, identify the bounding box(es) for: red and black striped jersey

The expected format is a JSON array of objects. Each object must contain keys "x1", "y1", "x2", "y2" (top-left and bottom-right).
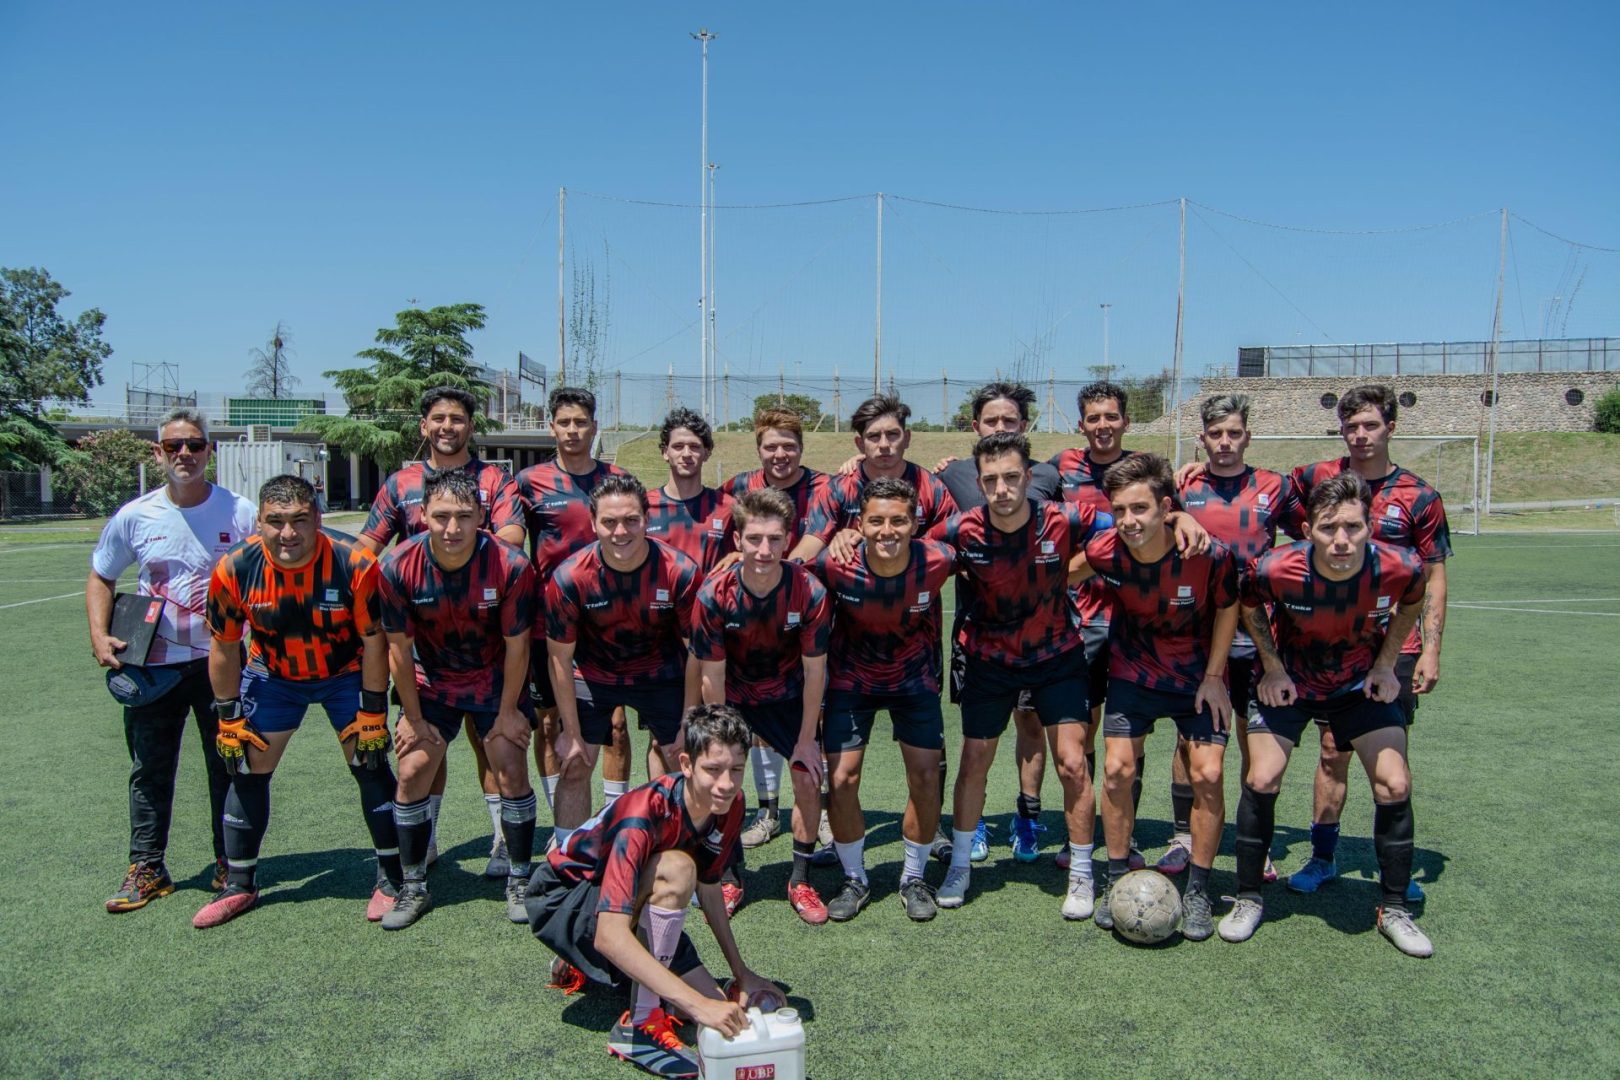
[
  {"x1": 811, "y1": 540, "x2": 956, "y2": 695},
  {"x1": 513, "y1": 459, "x2": 630, "y2": 581},
  {"x1": 1241, "y1": 540, "x2": 1426, "y2": 701},
  {"x1": 1178, "y1": 466, "x2": 1303, "y2": 563},
  {"x1": 803, "y1": 462, "x2": 959, "y2": 546},
  {"x1": 207, "y1": 532, "x2": 380, "y2": 681},
  {"x1": 927, "y1": 501, "x2": 1108, "y2": 667},
  {"x1": 645, "y1": 486, "x2": 735, "y2": 574},
  {"x1": 545, "y1": 539, "x2": 701, "y2": 686},
  {"x1": 1051, "y1": 447, "x2": 1138, "y2": 626},
  {"x1": 690, "y1": 563, "x2": 832, "y2": 706},
  {"x1": 547, "y1": 773, "x2": 743, "y2": 916},
  {"x1": 720, "y1": 467, "x2": 832, "y2": 550},
  {"x1": 1084, "y1": 530, "x2": 1241, "y2": 695},
  {"x1": 361, "y1": 458, "x2": 524, "y2": 548},
  {"x1": 377, "y1": 533, "x2": 536, "y2": 710}
]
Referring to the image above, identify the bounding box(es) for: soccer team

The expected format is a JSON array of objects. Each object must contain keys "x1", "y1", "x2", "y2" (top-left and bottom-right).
[{"x1": 87, "y1": 377, "x2": 1449, "y2": 1078}]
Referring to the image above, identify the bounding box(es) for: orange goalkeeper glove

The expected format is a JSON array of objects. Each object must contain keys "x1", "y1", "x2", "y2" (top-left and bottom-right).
[
  {"x1": 339, "y1": 710, "x2": 391, "y2": 769},
  {"x1": 214, "y1": 700, "x2": 267, "y2": 772}
]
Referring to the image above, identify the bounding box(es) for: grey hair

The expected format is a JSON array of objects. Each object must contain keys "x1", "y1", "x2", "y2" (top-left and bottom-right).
[
  {"x1": 1200, "y1": 393, "x2": 1250, "y2": 428},
  {"x1": 157, "y1": 406, "x2": 209, "y2": 441}
]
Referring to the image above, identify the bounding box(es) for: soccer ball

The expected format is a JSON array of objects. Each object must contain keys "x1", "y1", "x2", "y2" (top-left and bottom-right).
[{"x1": 1109, "y1": 869, "x2": 1184, "y2": 944}]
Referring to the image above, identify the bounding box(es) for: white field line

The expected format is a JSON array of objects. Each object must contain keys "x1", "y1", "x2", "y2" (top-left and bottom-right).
[
  {"x1": 0, "y1": 543, "x2": 96, "y2": 554},
  {"x1": 1451, "y1": 597, "x2": 1620, "y2": 605},
  {"x1": 1451, "y1": 602, "x2": 1620, "y2": 618},
  {"x1": 0, "y1": 578, "x2": 96, "y2": 584},
  {"x1": 0, "y1": 590, "x2": 85, "y2": 610}
]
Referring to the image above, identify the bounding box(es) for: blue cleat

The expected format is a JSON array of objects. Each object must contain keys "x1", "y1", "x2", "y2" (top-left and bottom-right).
[
  {"x1": 969, "y1": 819, "x2": 990, "y2": 863},
  {"x1": 1406, "y1": 878, "x2": 1426, "y2": 903},
  {"x1": 1286, "y1": 857, "x2": 1338, "y2": 894},
  {"x1": 1010, "y1": 816, "x2": 1043, "y2": 863}
]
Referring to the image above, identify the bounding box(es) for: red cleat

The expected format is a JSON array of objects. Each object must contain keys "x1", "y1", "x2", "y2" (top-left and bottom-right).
[
  {"x1": 192, "y1": 886, "x2": 257, "y2": 929},
  {"x1": 720, "y1": 879, "x2": 745, "y2": 917},
  {"x1": 787, "y1": 882, "x2": 829, "y2": 925}
]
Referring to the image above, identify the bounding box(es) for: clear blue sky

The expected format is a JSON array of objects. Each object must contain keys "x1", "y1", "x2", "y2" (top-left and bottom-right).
[{"x1": 3, "y1": 1, "x2": 1616, "y2": 416}]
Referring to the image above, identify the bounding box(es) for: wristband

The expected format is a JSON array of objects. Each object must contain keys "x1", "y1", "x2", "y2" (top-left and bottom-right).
[
  {"x1": 360, "y1": 688, "x2": 388, "y2": 714},
  {"x1": 215, "y1": 698, "x2": 243, "y2": 721}
]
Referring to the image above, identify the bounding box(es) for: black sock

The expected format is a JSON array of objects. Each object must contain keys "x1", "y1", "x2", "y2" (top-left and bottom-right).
[
  {"x1": 790, "y1": 840, "x2": 815, "y2": 887},
  {"x1": 1107, "y1": 857, "x2": 1130, "y2": 881},
  {"x1": 1374, "y1": 799, "x2": 1415, "y2": 911},
  {"x1": 1016, "y1": 792, "x2": 1041, "y2": 820},
  {"x1": 1188, "y1": 863, "x2": 1211, "y2": 895},
  {"x1": 760, "y1": 797, "x2": 779, "y2": 813},
  {"x1": 349, "y1": 762, "x2": 402, "y2": 886},
  {"x1": 501, "y1": 792, "x2": 539, "y2": 875},
  {"x1": 1171, "y1": 783, "x2": 1194, "y2": 835},
  {"x1": 393, "y1": 796, "x2": 433, "y2": 878},
  {"x1": 1234, "y1": 785, "x2": 1278, "y2": 899},
  {"x1": 223, "y1": 772, "x2": 272, "y2": 890},
  {"x1": 1131, "y1": 757, "x2": 1144, "y2": 818}
]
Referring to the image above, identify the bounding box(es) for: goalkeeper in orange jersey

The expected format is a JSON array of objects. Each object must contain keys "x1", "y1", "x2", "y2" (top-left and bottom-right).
[{"x1": 194, "y1": 474, "x2": 402, "y2": 929}]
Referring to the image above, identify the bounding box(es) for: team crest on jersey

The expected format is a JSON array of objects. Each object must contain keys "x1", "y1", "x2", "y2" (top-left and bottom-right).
[
  {"x1": 1384, "y1": 504, "x2": 1403, "y2": 518},
  {"x1": 1040, "y1": 540, "x2": 1056, "y2": 554},
  {"x1": 1171, "y1": 584, "x2": 1196, "y2": 606},
  {"x1": 704, "y1": 825, "x2": 726, "y2": 853},
  {"x1": 219, "y1": 532, "x2": 231, "y2": 543},
  {"x1": 917, "y1": 591, "x2": 930, "y2": 604},
  {"x1": 655, "y1": 589, "x2": 670, "y2": 602},
  {"x1": 786, "y1": 611, "x2": 801, "y2": 626},
  {"x1": 1258, "y1": 492, "x2": 1271, "y2": 506},
  {"x1": 1377, "y1": 595, "x2": 1392, "y2": 608},
  {"x1": 711, "y1": 518, "x2": 724, "y2": 529},
  {"x1": 325, "y1": 589, "x2": 339, "y2": 602}
]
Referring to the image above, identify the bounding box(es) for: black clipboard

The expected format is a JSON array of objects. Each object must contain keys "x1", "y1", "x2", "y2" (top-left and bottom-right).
[{"x1": 109, "y1": 593, "x2": 167, "y2": 665}]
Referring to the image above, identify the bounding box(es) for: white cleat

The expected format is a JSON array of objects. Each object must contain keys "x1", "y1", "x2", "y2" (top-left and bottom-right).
[
  {"x1": 1218, "y1": 896, "x2": 1264, "y2": 943},
  {"x1": 1061, "y1": 877, "x2": 1095, "y2": 921},
  {"x1": 936, "y1": 867, "x2": 971, "y2": 909},
  {"x1": 1378, "y1": 907, "x2": 1434, "y2": 958}
]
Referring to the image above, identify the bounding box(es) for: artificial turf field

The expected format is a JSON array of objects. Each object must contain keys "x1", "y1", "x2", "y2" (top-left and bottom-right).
[{"x1": 1, "y1": 529, "x2": 1616, "y2": 1079}]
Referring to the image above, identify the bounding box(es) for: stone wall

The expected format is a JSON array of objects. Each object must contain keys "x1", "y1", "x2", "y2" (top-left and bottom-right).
[{"x1": 1141, "y1": 371, "x2": 1620, "y2": 436}]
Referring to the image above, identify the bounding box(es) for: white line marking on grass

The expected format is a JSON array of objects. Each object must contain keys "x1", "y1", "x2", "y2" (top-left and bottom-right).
[
  {"x1": 0, "y1": 578, "x2": 96, "y2": 584},
  {"x1": 1452, "y1": 597, "x2": 1620, "y2": 605},
  {"x1": 0, "y1": 590, "x2": 85, "y2": 609},
  {"x1": 0, "y1": 543, "x2": 95, "y2": 554},
  {"x1": 1451, "y1": 603, "x2": 1620, "y2": 618}
]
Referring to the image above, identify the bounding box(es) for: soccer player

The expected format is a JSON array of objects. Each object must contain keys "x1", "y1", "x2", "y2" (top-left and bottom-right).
[
  {"x1": 646, "y1": 407, "x2": 734, "y2": 575},
  {"x1": 376, "y1": 470, "x2": 538, "y2": 929},
  {"x1": 531, "y1": 705, "x2": 783, "y2": 1079},
  {"x1": 926, "y1": 434, "x2": 1109, "y2": 917},
  {"x1": 1219, "y1": 473, "x2": 1433, "y2": 957},
  {"x1": 515, "y1": 387, "x2": 636, "y2": 826},
  {"x1": 692, "y1": 487, "x2": 832, "y2": 924},
  {"x1": 811, "y1": 478, "x2": 957, "y2": 922},
  {"x1": 194, "y1": 475, "x2": 401, "y2": 927},
  {"x1": 1080, "y1": 454, "x2": 1240, "y2": 940},
  {"x1": 546, "y1": 475, "x2": 703, "y2": 855},
  {"x1": 1159, "y1": 393, "x2": 1302, "y2": 884},
  {"x1": 358, "y1": 385, "x2": 527, "y2": 878},
  {"x1": 89, "y1": 406, "x2": 256, "y2": 912}
]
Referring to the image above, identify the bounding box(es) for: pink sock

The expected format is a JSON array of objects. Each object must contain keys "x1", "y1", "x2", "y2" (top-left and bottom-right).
[{"x1": 631, "y1": 903, "x2": 689, "y2": 1023}]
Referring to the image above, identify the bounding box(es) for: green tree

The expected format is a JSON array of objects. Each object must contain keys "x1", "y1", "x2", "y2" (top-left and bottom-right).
[
  {"x1": 0, "y1": 267, "x2": 112, "y2": 466},
  {"x1": 300, "y1": 303, "x2": 491, "y2": 471},
  {"x1": 55, "y1": 429, "x2": 151, "y2": 516},
  {"x1": 751, "y1": 392, "x2": 822, "y2": 428},
  {"x1": 245, "y1": 321, "x2": 300, "y2": 399},
  {"x1": 1594, "y1": 388, "x2": 1620, "y2": 434}
]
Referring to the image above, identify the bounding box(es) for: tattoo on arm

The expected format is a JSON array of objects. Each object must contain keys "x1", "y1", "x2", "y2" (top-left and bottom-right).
[{"x1": 1242, "y1": 606, "x2": 1281, "y2": 665}]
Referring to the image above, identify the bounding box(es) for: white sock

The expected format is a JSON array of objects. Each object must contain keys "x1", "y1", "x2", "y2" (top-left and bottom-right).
[
  {"x1": 833, "y1": 837, "x2": 867, "y2": 884},
  {"x1": 951, "y1": 829, "x2": 976, "y2": 872},
  {"x1": 751, "y1": 747, "x2": 782, "y2": 802},
  {"x1": 602, "y1": 779, "x2": 629, "y2": 810},
  {"x1": 540, "y1": 774, "x2": 560, "y2": 811},
  {"x1": 427, "y1": 794, "x2": 443, "y2": 844},
  {"x1": 632, "y1": 904, "x2": 689, "y2": 1023},
  {"x1": 901, "y1": 839, "x2": 929, "y2": 885},
  {"x1": 1069, "y1": 843, "x2": 1095, "y2": 884},
  {"x1": 484, "y1": 793, "x2": 502, "y2": 836}
]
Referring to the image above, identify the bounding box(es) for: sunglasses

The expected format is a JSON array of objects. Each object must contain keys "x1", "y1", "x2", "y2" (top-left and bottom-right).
[{"x1": 160, "y1": 438, "x2": 209, "y2": 454}]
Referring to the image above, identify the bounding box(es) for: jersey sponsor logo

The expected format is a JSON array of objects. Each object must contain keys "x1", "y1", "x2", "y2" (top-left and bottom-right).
[
  {"x1": 837, "y1": 592, "x2": 862, "y2": 605},
  {"x1": 144, "y1": 601, "x2": 162, "y2": 623},
  {"x1": 249, "y1": 601, "x2": 274, "y2": 610},
  {"x1": 543, "y1": 497, "x2": 570, "y2": 509},
  {"x1": 1100, "y1": 573, "x2": 1124, "y2": 587},
  {"x1": 1257, "y1": 492, "x2": 1271, "y2": 506},
  {"x1": 585, "y1": 599, "x2": 612, "y2": 610},
  {"x1": 655, "y1": 589, "x2": 670, "y2": 602},
  {"x1": 736, "y1": 1067, "x2": 776, "y2": 1080},
  {"x1": 218, "y1": 532, "x2": 231, "y2": 543},
  {"x1": 325, "y1": 589, "x2": 340, "y2": 602},
  {"x1": 786, "y1": 611, "x2": 801, "y2": 626},
  {"x1": 483, "y1": 588, "x2": 499, "y2": 601},
  {"x1": 412, "y1": 595, "x2": 436, "y2": 604},
  {"x1": 1283, "y1": 602, "x2": 1313, "y2": 613}
]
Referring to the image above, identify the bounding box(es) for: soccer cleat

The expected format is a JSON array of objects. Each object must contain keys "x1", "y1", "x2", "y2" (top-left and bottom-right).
[
  {"x1": 740, "y1": 807, "x2": 781, "y2": 849},
  {"x1": 1055, "y1": 846, "x2": 1071, "y2": 871},
  {"x1": 898, "y1": 878, "x2": 937, "y2": 922},
  {"x1": 826, "y1": 877, "x2": 870, "y2": 922},
  {"x1": 1263, "y1": 856, "x2": 1279, "y2": 884},
  {"x1": 1377, "y1": 906, "x2": 1434, "y2": 958},
  {"x1": 484, "y1": 837, "x2": 510, "y2": 880},
  {"x1": 548, "y1": 955, "x2": 587, "y2": 996},
  {"x1": 817, "y1": 810, "x2": 833, "y2": 849},
  {"x1": 787, "y1": 882, "x2": 829, "y2": 925},
  {"x1": 936, "y1": 866, "x2": 971, "y2": 909},
  {"x1": 366, "y1": 880, "x2": 398, "y2": 922},
  {"x1": 1128, "y1": 842, "x2": 1147, "y2": 872},
  {"x1": 1181, "y1": 888, "x2": 1214, "y2": 941},
  {"x1": 1406, "y1": 878, "x2": 1426, "y2": 904},
  {"x1": 105, "y1": 863, "x2": 175, "y2": 913},
  {"x1": 380, "y1": 881, "x2": 432, "y2": 930},
  {"x1": 1218, "y1": 896, "x2": 1264, "y2": 943},
  {"x1": 505, "y1": 876, "x2": 530, "y2": 924},
  {"x1": 1287, "y1": 857, "x2": 1338, "y2": 894},
  {"x1": 607, "y1": 1008, "x2": 700, "y2": 1078},
  {"x1": 1093, "y1": 877, "x2": 1116, "y2": 930},
  {"x1": 1061, "y1": 877, "x2": 1095, "y2": 921},
  {"x1": 192, "y1": 885, "x2": 257, "y2": 929},
  {"x1": 720, "y1": 878, "x2": 745, "y2": 917},
  {"x1": 209, "y1": 857, "x2": 229, "y2": 893},
  {"x1": 930, "y1": 825, "x2": 952, "y2": 862},
  {"x1": 970, "y1": 819, "x2": 990, "y2": 863},
  {"x1": 1156, "y1": 837, "x2": 1193, "y2": 875},
  {"x1": 1010, "y1": 816, "x2": 1043, "y2": 863}
]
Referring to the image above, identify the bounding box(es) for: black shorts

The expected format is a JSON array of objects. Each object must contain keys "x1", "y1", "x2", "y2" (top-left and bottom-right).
[
  {"x1": 529, "y1": 649, "x2": 556, "y2": 710},
  {"x1": 576, "y1": 678, "x2": 685, "y2": 747},
  {"x1": 526, "y1": 861, "x2": 702, "y2": 989},
  {"x1": 1082, "y1": 621, "x2": 1110, "y2": 712},
  {"x1": 738, "y1": 698, "x2": 808, "y2": 760},
  {"x1": 959, "y1": 647, "x2": 1090, "y2": 741},
  {"x1": 419, "y1": 696, "x2": 536, "y2": 742},
  {"x1": 1227, "y1": 655, "x2": 1257, "y2": 721},
  {"x1": 1251, "y1": 689, "x2": 1407, "y2": 749},
  {"x1": 951, "y1": 637, "x2": 1034, "y2": 713},
  {"x1": 1310, "y1": 653, "x2": 1420, "y2": 742},
  {"x1": 822, "y1": 689, "x2": 943, "y2": 752},
  {"x1": 1102, "y1": 679, "x2": 1228, "y2": 746}
]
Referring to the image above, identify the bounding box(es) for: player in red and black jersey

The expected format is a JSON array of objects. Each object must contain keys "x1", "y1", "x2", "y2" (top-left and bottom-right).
[
  {"x1": 531, "y1": 706, "x2": 784, "y2": 1079},
  {"x1": 808, "y1": 478, "x2": 957, "y2": 923},
  {"x1": 645, "y1": 408, "x2": 734, "y2": 575},
  {"x1": 1075, "y1": 454, "x2": 1240, "y2": 940},
  {"x1": 1219, "y1": 473, "x2": 1434, "y2": 957},
  {"x1": 692, "y1": 487, "x2": 832, "y2": 924},
  {"x1": 376, "y1": 470, "x2": 538, "y2": 930},
  {"x1": 194, "y1": 475, "x2": 400, "y2": 928},
  {"x1": 925, "y1": 433, "x2": 1110, "y2": 915},
  {"x1": 546, "y1": 474, "x2": 703, "y2": 857},
  {"x1": 358, "y1": 385, "x2": 527, "y2": 878}
]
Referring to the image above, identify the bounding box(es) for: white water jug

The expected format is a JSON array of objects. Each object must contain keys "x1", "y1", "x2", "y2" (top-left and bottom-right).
[{"x1": 697, "y1": 1006, "x2": 806, "y2": 1080}]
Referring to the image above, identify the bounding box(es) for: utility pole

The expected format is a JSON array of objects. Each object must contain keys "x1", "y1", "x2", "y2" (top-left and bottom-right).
[
  {"x1": 1171, "y1": 198, "x2": 1187, "y2": 467},
  {"x1": 833, "y1": 369, "x2": 841, "y2": 433},
  {"x1": 873, "y1": 192, "x2": 885, "y2": 394},
  {"x1": 942, "y1": 371, "x2": 949, "y2": 431},
  {"x1": 707, "y1": 161, "x2": 719, "y2": 422},
  {"x1": 1484, "y1": 207, "x2": 1508, "y2": 516},
  {"x1": 692, "y1": 28, "x2": 716, "y2": 426},
  {"x1": 1100, "y1": 302, "x2": 1111, "y2": 373},
  {"x1": 557, "y1": 187, "x2": 566, "y2": 382}
]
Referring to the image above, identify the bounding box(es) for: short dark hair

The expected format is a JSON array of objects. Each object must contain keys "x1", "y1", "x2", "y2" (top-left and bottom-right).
[
  {"x1": 258, "y1": 474, "x2": 316, "y2": 510},
  {"x1": 423, "y1": 468, "x2": 480, "y2": 509},
  {"x1": 733, "y1": 487, "x2": 795, "y2": 532},
  {"x1": 550, "y1": 386, "x2": 598, "y2": 421},
  {"x1": 659, "y1": 407, "x2": 714, "y2": 452},
  {"x1": 1306, "y1": 472, "x2": 1373, "y2": 526},
  {"x1": 859, "y1": 476, "x2": 917, "y2": 517},
  {"x1": 1102, "y1": 452, "x2": 1174, "y2": 503},
  {"x1": 1078, "y1": 380, "x2": 1129, "y2": 417},
  {"x1": 682, "y1": 703, "x2": 752, "y2": 760},
  {"x1": 1337, "y1": 384, "x2": 1397, "y2": 424},
  {"x1": 972, "y1": 381, "x2": 1036, "y2": 423},
  {"x1": 972, "y1": 432, "x2": 1031, "y2": 471},
  {"x1": 420, "y1": 385, "x2": 478, "y2": 419},
  {"x1": 850, "y1": 394, "x2": 910, "y2": 436},
  {"x1": 589, "y1": 473, "x2": 649, "y2": 516}
]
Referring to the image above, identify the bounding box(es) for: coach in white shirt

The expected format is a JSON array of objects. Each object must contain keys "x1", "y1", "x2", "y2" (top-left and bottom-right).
[{"x1": 86, "y1": 407, "x2": 257, "y2": 913}]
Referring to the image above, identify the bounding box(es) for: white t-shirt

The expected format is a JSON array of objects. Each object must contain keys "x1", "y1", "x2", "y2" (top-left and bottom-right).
[{"x1": 91, "y1": 484, "x2": 258, "y2": 665}]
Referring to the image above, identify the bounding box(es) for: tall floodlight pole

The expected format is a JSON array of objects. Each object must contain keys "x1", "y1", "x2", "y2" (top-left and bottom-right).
[
  {"x1": 693, "y1": 29, "x2": 716, "y2": 422},
  {"x1": 1100, "y1": 302, "x2": 1112, "y2": 372},
  {"x1": 1483, "y1": 207, "x2": 1508, "y2": 516},
  {"x1": 1171, "y1": 198, "x2": 1187, "y2": 467},
  {"x1": 707, "y1": 161, "x2": 719, "y2": 422},
  {"x1": 558, "y1": 187, "x2": 567, "y2": 383},
  {"x1": 873, "y1": 192, "x2": 884, "y2": 394}
]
